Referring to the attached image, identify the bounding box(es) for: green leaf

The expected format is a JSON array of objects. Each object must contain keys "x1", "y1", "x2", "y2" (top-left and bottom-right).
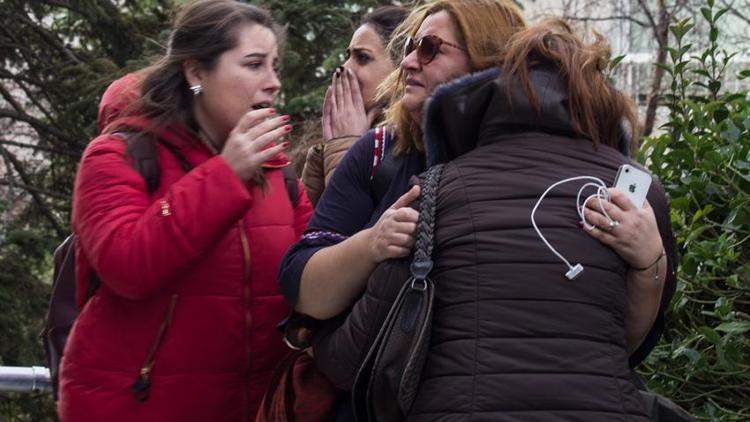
[
  {"x1": 714, "y1": 297, "x2": 732, "y2": 319},
  {"x1": 713, "y1": 105, "x2": 728, "y2": 122},
  {"x1": 697, "y1": 326, "x2": 722, "y2": 345},
  {"x1": 722, "y1": 122, "x2": 741, "y2": 142},
  {"x1": 714, "y1": 8, "x2": 730, "y2": 23},
  {"x1": 673, "y1": 345, "x2": 702, "y2": 364},
  {"x1": 715, "y1": 321, "x2": 750, "y2": 334},
  {"x1": 656, "y1": 62, "x2": 674, "y2": 75},
  {"x1": 668, "y1": 47, "x2": 680, "y2": 62},
  {"x1": 609, "y1": 54, "x2": 626, "y2": 71}
]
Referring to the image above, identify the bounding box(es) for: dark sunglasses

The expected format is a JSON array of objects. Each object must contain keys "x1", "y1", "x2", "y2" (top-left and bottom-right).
[{"x1": 403, "y1": 34, "x2": 467, "y2": 65}]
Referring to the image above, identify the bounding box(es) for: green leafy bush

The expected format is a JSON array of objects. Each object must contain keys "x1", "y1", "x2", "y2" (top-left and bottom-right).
[{"x1": 639, "y1": 1, "x2": 750, "y2": 419}]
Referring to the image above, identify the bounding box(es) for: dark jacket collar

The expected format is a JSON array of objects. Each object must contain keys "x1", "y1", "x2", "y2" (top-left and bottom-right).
[{"x1": 422, "y1": 66, "x2": 631, "y2": 167}]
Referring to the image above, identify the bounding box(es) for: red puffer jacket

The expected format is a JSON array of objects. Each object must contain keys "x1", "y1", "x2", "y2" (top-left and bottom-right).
[{"x1": 58, "y1": 118, "x2": 312, "y2": 422}]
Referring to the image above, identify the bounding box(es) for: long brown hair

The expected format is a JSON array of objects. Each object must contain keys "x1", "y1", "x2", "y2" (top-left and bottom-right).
[
  {"x1": 378, "y1": 0, "x2": 527, "y2": 155},
  {"x1": 112, "y1": 0, "x2": 281, "y2": 138},
  {"x1": 499, "y1": 19, "x2": 639, "y2": 152},
  {"x1": 360, "y1": 5, "x2": 410, "y2": 64}
]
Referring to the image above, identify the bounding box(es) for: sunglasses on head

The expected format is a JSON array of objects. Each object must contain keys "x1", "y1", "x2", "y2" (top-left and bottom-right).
[{"x1": 403, "y1": 34, "x2": 467, "y2": 65}]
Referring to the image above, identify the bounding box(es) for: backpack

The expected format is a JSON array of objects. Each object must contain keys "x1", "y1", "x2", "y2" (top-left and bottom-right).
[{"x1": 41, "y1": 133, "x2": 299, "y2": 400}]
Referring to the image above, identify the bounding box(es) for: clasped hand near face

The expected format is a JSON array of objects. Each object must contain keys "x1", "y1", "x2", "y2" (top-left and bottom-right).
[
  {"x1": 368, "y1": 185, "x2": 421, "y2": 263},
  {"x1": 221, "y1": 108, "x2": 292, "y2": 182},
  {"x1": 582, "y1": 188, "x2": 664, "y2": 269},
  {"x1": 322, "y1": 67, "x2": 377, "y2": 141}
]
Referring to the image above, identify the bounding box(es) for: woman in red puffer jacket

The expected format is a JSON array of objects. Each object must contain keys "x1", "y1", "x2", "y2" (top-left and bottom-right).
[{"x1": 58, "y1": 1, "x2": 312, "y2": 421}]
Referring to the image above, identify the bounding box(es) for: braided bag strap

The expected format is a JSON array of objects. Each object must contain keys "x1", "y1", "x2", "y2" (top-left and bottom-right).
[{"x1": 410, "y1": 164, "x2": 444, "y2": 281}]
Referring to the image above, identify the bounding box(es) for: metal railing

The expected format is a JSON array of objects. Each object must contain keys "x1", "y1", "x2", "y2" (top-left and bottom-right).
[{"x1": 0, "y1": 366, "x2": 51, "y2": 393}]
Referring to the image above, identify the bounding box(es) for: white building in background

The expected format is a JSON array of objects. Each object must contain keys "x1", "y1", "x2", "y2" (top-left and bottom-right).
[{"x1": 522, "y1": 0, "x2": 749, "y2": 104}]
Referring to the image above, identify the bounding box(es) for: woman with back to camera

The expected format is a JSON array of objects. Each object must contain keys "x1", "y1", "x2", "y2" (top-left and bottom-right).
[
  {"x1": 302, "y1": 5, "x2": 408, "y2": 205},
  {"x1": 313, "y1": 19, "x2": 677, "y2": 420},
  {"x1": 59, "y1": 1, "x2": 312, "y2": 421}
]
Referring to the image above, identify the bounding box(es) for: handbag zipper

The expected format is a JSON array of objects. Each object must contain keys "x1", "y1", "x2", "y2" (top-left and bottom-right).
[{"x1": 238, "y1": 221, "x2": 253, "y2": 372}]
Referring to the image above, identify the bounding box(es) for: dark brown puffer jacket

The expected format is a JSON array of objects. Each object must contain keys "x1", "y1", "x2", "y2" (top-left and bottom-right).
[{"x1": 313, "y1": 67, "x2": 677, "y2": 421}]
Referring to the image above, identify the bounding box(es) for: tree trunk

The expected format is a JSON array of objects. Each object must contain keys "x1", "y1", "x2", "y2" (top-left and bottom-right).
[{"x1": 642, "y1": 0, "x2": 669, "y2": 136}]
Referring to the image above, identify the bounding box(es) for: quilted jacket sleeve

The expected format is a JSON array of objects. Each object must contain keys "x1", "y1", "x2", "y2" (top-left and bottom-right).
[
  {"x1": 322, "y1": 135, "x2": 358, "y2": 185},
  {"x1": 293, "y1": 179, "x2": 314, "y2": 238},
  {"x1": 312, "y1": 258, "x2": 410, "y2": 391},
  {"x1": 72, "y1": 135, "x2": 252, "y2": 300},
  {"x1": 301, "y1": 134, "x2": 358, "y2": 207},
  {"x1": 301, "y1": 144, "x2": 324, "y2": 206}
]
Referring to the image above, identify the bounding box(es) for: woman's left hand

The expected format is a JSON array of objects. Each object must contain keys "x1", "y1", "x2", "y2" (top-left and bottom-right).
[{"x1": 582, "y1": 188, "x2": 663, "y2": 268}]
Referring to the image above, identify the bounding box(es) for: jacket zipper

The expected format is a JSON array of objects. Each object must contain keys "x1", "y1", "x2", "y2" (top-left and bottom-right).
[
  {"x1": 132, "y1": 293, "x2": 178, "y2": 402},
  {"x1": 238, "y1": 221, "x2": 253, "y2": 374}
]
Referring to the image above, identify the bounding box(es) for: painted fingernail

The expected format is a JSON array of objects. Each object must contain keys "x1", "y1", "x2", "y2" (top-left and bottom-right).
[
  {"x1": 284, "y1": 125, "x2": 293, "y2": 132},
  {"x1": 280, "y1": 115, "x2": 290, "y2": 122},
  {"x1": 268, "y1": 108, "x2": 276, "y2": 114},
  {"x1": 281, "y1": 141, "x2": 290, "y2": 148}
]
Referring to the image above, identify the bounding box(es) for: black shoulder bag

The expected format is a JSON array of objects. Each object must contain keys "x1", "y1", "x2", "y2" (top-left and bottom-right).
[{"x1": 352, "y1": 164, "x2": 444, "y2": 422}]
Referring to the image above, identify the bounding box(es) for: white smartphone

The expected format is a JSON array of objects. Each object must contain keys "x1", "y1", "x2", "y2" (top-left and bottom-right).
[{"x1": 613, "y1": 164, "x2": 652, "y2": 208}]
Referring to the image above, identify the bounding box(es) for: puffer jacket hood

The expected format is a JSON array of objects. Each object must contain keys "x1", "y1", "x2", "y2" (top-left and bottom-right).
[
  {"x1": 422, "y1": 66, "x2": 631, "y2": 166},
  {"x1": 98, "y1": 73, "x2": 141, "y2": 133}
]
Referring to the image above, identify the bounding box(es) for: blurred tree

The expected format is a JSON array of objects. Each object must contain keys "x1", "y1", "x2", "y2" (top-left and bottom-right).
[{"x1": 1, "y1": 1, "x2": 171, "y2": 419}]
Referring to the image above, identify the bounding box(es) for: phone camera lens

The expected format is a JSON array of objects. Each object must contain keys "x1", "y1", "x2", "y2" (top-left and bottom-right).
[{"x1": 625, "y1": 168, "x2": 630, "y2": 173}]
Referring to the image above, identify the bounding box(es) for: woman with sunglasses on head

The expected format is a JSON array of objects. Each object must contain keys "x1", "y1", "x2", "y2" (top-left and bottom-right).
[
  {"x1": 301, "y1": 5, "x2": 408, "y2": 205},
  {"x1": 311, "y1": 20, "x2": 677, "y2": 421},
  {"x1": 59, "y1": 1, "x2": 312, "y2": 421}
]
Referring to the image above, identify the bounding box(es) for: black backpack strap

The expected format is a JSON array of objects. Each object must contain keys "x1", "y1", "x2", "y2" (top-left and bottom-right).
[
  {"x1": 159, "y1": 140, "x2": 193, "y2": 173},
  {"x1": 116, "y1": 132, "x2": 193, "y2": 194},
  {"x1": 281, "y1": 166, "x2": 299, "y2": 209}
]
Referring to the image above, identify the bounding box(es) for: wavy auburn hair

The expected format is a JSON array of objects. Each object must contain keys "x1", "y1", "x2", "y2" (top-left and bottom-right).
[
  {"x1": 500, "y1": 19, "x2": 640, "y2": 153},
  {"x1": 378, "y1": 0, "x2": 527, "y2": 154}
]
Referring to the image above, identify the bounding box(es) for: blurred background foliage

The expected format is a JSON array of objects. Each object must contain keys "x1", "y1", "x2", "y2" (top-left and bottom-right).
[
  {"x1": 638, "y1": 1, "x2": 750, "y2": 419},
  {"x1": 0, "y1": 0, "x2": 747, "y2": 420}
]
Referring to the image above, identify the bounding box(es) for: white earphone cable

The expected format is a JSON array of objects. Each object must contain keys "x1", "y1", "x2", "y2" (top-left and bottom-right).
[{"x1": 530, "y1": 176, "x2": 616, "y2": 280}]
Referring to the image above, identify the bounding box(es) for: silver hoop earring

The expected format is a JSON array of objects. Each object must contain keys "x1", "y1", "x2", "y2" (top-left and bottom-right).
[{"x1": 189, "y1": 84, "x2": 202, "y2": 96}]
